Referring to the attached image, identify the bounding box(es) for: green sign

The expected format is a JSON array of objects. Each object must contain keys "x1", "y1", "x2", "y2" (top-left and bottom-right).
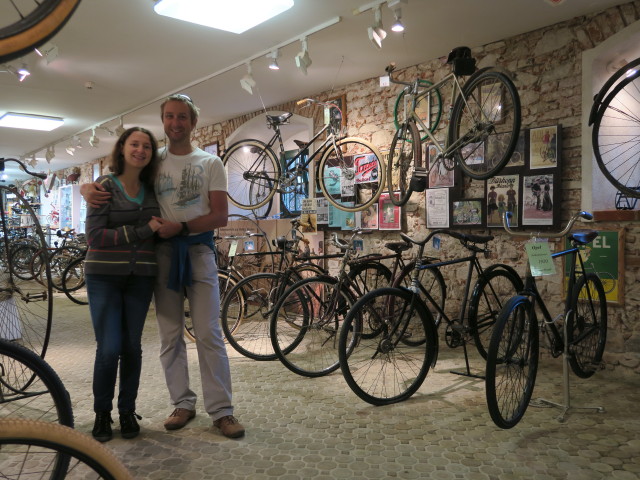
[{"x1": 526, "y1": 241, "x2": 556, "y2": 276}]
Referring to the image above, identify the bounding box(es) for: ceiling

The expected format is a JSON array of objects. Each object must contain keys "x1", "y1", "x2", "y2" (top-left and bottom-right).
[{"x1": 0, "y1": 0, "x2": 630, "y2": 182}]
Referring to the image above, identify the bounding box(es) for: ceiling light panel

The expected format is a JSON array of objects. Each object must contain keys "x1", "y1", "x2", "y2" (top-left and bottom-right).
[
  {"x1": 154, "y1": 0, "x2": 294, "y2": 34},
  {"x1": 0, "y1": 112, "x2": 64, "y2": 131}
]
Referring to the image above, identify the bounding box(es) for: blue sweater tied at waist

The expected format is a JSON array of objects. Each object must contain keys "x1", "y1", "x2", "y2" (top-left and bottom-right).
[{"x1": 167, "y1": 231, "x2": 215, "y2": 292}]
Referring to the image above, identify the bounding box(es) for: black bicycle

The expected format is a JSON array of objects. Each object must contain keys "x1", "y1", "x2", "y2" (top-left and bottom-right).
[{"x1": 485, "y1": 211, "x2": 607, "y2": 429}]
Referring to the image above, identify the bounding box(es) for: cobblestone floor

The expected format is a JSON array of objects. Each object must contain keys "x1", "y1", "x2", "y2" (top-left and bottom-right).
[{"x1": 41, "y1": 296, "x2": 640, "y2": 479}]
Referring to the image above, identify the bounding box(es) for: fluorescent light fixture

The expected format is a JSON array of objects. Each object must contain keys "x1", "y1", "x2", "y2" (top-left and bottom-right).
[
  {"x1": 295, "y1": 38, "x2": 312, "y2": 75},
  {"x1": 368, "y1": 6, "x2": 387, "y2": 48},
  {"x1": 154, "y1": 0, "x2": 294, "y2": 34},
  {"x1": 0, "y1": 112, "x2": 64, "y2": 131},
  {"x1": 240, "y1": 63, "x2": 256, "y2": 94}
]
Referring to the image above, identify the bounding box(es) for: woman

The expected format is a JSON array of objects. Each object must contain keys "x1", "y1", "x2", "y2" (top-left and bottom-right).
[{"x1": 85, "y1": 127, "x2": 161, "y2": 442}]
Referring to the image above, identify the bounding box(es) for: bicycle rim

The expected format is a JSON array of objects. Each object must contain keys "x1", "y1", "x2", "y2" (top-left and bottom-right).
[
  {"x1": 486, "y1": 296, "x2": 538, "y2": 429},
  {"x1": 592, "y1": 68, "x2": 640, "y2": 196},
  {"x1": 387, "y1": 121, "x2": 421, "y2": 207},
  {"x1": 62, "y1": 256, "x2": 88, "y2": 305},
  {"x1": 318, "y1": 137, "x2": 385, "y2": 212},
  {"x1": 223, "y1": 140, "x2": 279, "y2": 209},
  {"x1": 393, "y1": 79, "x2": 442, "y2": 141},
  {"x1": 568, "y1": 273, "x2": 607, "y2": 378},
  {"x1": 449, "y1": 70, "x2": 521, "y2": 180},
  {"x1": 339, "y1": 288, "x2": 437, "y2": 406}
]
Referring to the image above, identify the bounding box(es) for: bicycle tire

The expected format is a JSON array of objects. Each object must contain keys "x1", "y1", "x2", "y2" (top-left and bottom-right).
[
  {"x1": 0, "y1": 419, "x2": 134, "y2": 480},
  {"x1": 0, "y1": 0, "x2": 81, "y2": 64},
  {"x1": 317, "y1": 137, "x2": 386, "y2": 212},
  {"x1": 42, "y1": 246, "x2": 85, "y2": 291},
  {"x1": 588, "y1": 57, "x2": 640, "y2": 126},
  {"x1": 61, "y1": 256, "x2": 87, "y2": 305},
  {"x1": 338, "y1": 287, "x2": 438, "y2": 406},
  {"x1": 393, "y1": 79, "x2": 442, "y2": 141},
  {"x1": 270, "y1": 275, "x2": 356, "y2": 377},
  {"x1": 0, "y1": 338, "x2": 73, "y2": 426},
  {"x1": 0, "y1": 186, "x2": 53, "y2": 360},
  {"x1": 223, "y1": 139, "x2": 280, "y2": 210},
  {"x1": 248, "y1": 176, "x2": 274, "y2": 218},
  {"x1": 591, "y1": 68, "x2": 640, "y2": 196},
  {"x1": 468, "y1": 267, "x2": 523, "y2": 359},
  {"x1": 567, "y1": 273, "x2": 607, "y2": 379},
  {"x1": 387, "y1": 120, "x2": 421, "y2": 207},
  {"x1": 448, "y1": 70, "x2": 521, "y2": 180},
  {"x1": 9, "y1": 244, "x2": 39, "y2": 280},
  {"x1": 485, "y1": 295, "x2": 539, "y2": 429}
]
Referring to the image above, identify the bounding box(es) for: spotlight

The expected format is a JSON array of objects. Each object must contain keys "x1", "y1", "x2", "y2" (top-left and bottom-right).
[
  {"x1": 34, "y1": 42, "x2": 59, "y2": 64},
  {"x1": 240, "y1": 63, "x2": 256, "y2": 94},
  {"x1": 45, "y1": 146, "x2": 55, "y2": 163},
  {"x1": 267, "y1": 49, "x2": 280, "y2": 70},
  {"x1": 17, "y1": 64, "x2": 30, "y2": 82},
  {"x1": 368, "y1": 6, "x2": 386, "y2": 48},
  {"x1": 295, "y1": 37, "x2": 312, "y2": 75},
  {"x1": 89, "y1": 128, "x2": 99, "y2": 147},
  {"x1": 66, "y1": 143, "x2": 75, "y2": 156},
  {"x1": 114, "y1": 117, "x2": 126, "y2": 136},
  {"x1": 29, "y1": 155, "x2": 38, "y2": 168},
  {"x1": 390, "y1": 8, "x2": 404, "y2": 32},
  {"x1": 73, "y1": 136, "x2": 83, "y2": 149}
]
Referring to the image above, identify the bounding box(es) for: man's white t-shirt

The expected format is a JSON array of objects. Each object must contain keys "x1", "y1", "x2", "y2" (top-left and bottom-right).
[{"x1": 154, "y1": 146, "x2": 227, "y2": 223}]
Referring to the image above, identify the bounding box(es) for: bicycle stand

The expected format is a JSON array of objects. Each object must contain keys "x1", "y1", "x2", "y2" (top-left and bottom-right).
[
  {"x1": 450, "y1": 342, "x2": 485, "y2": 380},
  {"x1": 531, "y1": 314, "x2": 605, "y2": 422}
]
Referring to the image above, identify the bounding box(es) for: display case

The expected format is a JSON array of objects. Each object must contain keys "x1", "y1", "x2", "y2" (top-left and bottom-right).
[{"x1": 59, "y1": 184, "x2": 86, "y2": 233}]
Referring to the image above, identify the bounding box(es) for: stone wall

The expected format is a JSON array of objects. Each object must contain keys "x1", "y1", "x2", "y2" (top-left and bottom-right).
[{"x1": 63, "y1": 1, "x2": 640, "y2": 374}]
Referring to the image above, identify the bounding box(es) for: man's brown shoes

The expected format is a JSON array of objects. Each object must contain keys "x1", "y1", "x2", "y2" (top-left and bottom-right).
[
  {"x1": 163, "y1": 408, "x2": 196, "y2": 431},
  {"x1": 213, "y1": 415, "x2": 245, "y2": 438}
]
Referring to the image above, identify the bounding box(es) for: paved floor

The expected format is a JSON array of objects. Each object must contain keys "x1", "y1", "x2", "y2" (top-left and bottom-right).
[{"x1": 36, "y1": 297, "x2": 640, "y2": 478}]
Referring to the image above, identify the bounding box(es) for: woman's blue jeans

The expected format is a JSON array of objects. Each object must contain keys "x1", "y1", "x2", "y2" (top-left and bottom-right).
[{"x1": 86, "y1": 273, "x2": 155, "y2": 413}]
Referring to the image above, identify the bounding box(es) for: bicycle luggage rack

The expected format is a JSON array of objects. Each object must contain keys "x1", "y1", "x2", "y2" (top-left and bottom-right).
[{"x1": 530, "y1": 310, "x2": 605, "y2": 422}]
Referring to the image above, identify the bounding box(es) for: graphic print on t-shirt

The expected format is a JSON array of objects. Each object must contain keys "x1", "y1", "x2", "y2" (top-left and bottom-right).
[{"x1": 156, "y1": 163, "x2": 204, "y2": 210}]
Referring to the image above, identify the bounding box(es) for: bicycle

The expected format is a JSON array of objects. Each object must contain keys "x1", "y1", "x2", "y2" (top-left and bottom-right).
[
  {"x1": 387, "y1": 46, "x2": 521, "y2": 206},
  {"x1": 338, "y1": 229, "x2": 522, "y2": 406},
  {"x1": 485, "y1": 211, "x2": 607, "y2": 429},
  {"x1": 0, "y1": 0, "x2": 81, "y2": 64},
  {"x1": 268, "y1": 230, "x2": 439, "y2": 378},
  {"x1": 0, "y1": 158, "x2": 53, "y2": 360},
  {"x1": 589, "y1": 56, "x2": 640, "y2": 197},
  {"x1": 0, "y1": 419, "x2": 134, "y2": 479},
  {"x1": 222, "y1": 98, "x2": 386, "y2": 213}
]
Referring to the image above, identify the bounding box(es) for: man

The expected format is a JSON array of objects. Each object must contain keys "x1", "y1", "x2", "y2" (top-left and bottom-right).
[{"x1": 81, "y1": 94, "x2": 244, "y2": 439}]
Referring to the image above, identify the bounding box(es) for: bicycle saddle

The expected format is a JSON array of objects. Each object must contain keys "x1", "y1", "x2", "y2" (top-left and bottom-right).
[
  {"x1": 384, "y1": 241, "x2": 411, "y2": 254},
  {"x1": 273, "y1": 236, "x2": 296, "y2": 252},
  {"x1": 293, "y1": 139, "x2": 307, "y2": 150},
  {"x1": 569, "y1": 229, "x2": 598, "y2": 246},
  {"x1": 446, "y1": 46, "x2": 472, "y2": 63},
  {"x1": 266, "y1": 112, "x2": 293, "y2": 126}
]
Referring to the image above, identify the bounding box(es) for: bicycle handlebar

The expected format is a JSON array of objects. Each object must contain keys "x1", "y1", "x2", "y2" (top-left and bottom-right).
[
  {"x1": 0, "y1": 158, "x2": 47, "y2": 180},
  {"x1": 385, "y1": 63, "x2": 414, "y2": 88},
  {"x1": 502, "y1": 211, "x2": 593, "y2": 238}
]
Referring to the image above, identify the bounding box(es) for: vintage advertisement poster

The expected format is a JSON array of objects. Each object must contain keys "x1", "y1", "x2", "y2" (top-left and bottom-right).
[
  {"x1": 487, "y1": 174, "x2": 519, "y2": 227},
  {"x1": 427, "y1": 143, "x2": 455, "y2": 188},
  {"x1": 452, "y1": 199, "x2": 483, "y2": 227},
  {"x1": 378, "y1": 192, "x2": 401, "y2": 230},
  {"x1": 356, "y1": 204, "x2": 378, "y2": 230},
  {"x1": 529, "y1": 125, "x2": 558, "y2": 169},
  {"x1": 522, "y1": 173, "x2": 554, "y2": 225},
  {"x1": 354, "y1": 153, "x2": 381, "y2": 184},
  {"x1": 426, "y1": 188, "x2": 449, "y2": 228},
  {"x1": 315, "y1": 197, "x2": 329, "y2": 225},
  {"x1": 299, "y1": 198, "x2": 317, "y2": 233}
]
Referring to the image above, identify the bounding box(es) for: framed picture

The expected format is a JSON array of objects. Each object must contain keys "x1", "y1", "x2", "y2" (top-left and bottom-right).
[
  {"x1": 486, "y1": 174, "x2": 520, "y2": 228},
  {"x1": 357, "y1": 204, "x2": 378, "y2": 230},
  {"x1": 427, "y1": 143, "x2": 455, "y2": 188},
  {"x1": 203, "y1": 141, "x2": 219, "y2": 156},
  {"x1": 529, "y1": 125, "x2": 558, "y2": 168},
  {"x1": 451, "y1": 199, "x2": 484, "y2": 228},
  {"x1": 378, "y1": 192, "x2": 401, "y2": 230},
  {"x1": 505, "y1": 130, "x2": 526, "y2": 168},
  {"x1": 426, "y1": 188, "x2": 450, "y2": 228},
  {"x1": 324, "y1": 94, "x2": 347, "y2": 131},
  {"x1": 522, "y1": 173, "x2": 555, "y2": 226}
]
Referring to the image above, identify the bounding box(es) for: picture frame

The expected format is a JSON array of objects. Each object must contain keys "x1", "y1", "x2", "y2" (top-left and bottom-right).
[
  {"x1": 451, "y1": 199, "x2": 484, "y2": 228},
  {"x1": 203, "y1": 141, "x2": 219, "y2": 157},
  {"x1": 486, "y1": 174, "x2": 520, "y2": 228},
  {"x1": 425, "y1": 188, "x2": 450, "y2": 228},
  {"x1": 324, "y1": 94, "x2": 347, "y2": 131},
  {"x1": 522, "y1": 173, "x2": 555, "y2": 226},
  {"x1": 427, "y1": 143, "x2": 455, "y2": 189},
  {"x1": 529, "y1": 125, "x2": 558, "y2": 169},
  {"x1": 356, "y1": 203, "x2": 379, "y2": 230},
  {"x1": 378, "y1": 192, "x2": 401, "y2": 230}
]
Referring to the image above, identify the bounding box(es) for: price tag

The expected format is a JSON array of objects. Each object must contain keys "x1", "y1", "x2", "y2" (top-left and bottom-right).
[
  {"x1": 525, "y1": 240, "x2": 555, "y2": 276},
  {"x1": 380, "y1": 75, "x2": 390, "y2": 87},
  {"x1": 229, "y1": 239, "x2": 238, "y2": 257}
]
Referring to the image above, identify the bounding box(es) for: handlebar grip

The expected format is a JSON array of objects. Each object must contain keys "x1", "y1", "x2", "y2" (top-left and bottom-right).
[{"x1": 579, "y1": 211, "x2": 593, "y2": 221}]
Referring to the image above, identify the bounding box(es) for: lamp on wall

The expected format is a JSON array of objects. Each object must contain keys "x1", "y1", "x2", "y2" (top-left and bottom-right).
[{"x1": 368, "y1": 6, "x2": 387, "y2": 48}]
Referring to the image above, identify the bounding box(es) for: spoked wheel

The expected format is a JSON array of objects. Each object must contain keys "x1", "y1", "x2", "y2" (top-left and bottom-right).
[
  {"x1": 387, "y1": 121, "x2": 421, "y2": 207},
  {"x1": 338, "y1": 287, "x2": 438, "y2": 406},
  {"x1": 223, "y1": 139, "x2": 279, "y2": 210},
  {"x1": 0, "y1": 187, "x2": 53, "y2": 359},
  {"x1": 0, "y1": 0, "x2": 81, "y2": 64},
  {"x1": 61, "y1": 256, "x2": 87, "y2": 305},
  {"x1": 485, "y1": 295, "x2": 539, "y2": 429},
  {"x1": 568, "y1": 273, "x2": 607, "y2": 378},
  {"x1": 318, "y1": 137, "x2": 386, "y2": 212},
  {"x1": 393, "y1": 79, "x2": 442, "y2": 142},
  {"x1": 449, "y1": 70, "x2": 521, "y2": 180}
]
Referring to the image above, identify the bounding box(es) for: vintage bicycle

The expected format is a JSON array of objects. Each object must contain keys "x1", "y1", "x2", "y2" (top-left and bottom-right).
[
  {"x1": 387, "y1": 46, "x2": 521, "y2": 206},
  {"x1": 222, "y1": 98, "x2": 386, "y2": 213},
  {"x1": 485, "y1": 211, "x2": 607, "y2": 429}
]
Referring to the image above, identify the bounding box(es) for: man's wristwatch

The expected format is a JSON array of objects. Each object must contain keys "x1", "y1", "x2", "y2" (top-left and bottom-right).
[{"x1": 180, "y1": 221, "x2": 190, "y2": 236}]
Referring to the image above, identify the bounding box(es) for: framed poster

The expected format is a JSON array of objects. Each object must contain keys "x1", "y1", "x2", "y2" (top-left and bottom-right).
[
  {"x1": 426, "y1": 188, "x2": 450, "y2": 228},
  {"x1": 451, "y1": 199, "x2": 484, "y2": 228},
  {"x1": 203, "y1": 141, "x2": 219, "y2": 156},
  {"x1": 522, "y1": 173, "x2": 554, "y2": 226},
  {"x1": 486, "y1": 174, "x2": 519, "y2": 228},
  {"x1": 378, "y1": 192, "x2": 401, "y2": 230},
  {"x1": 324, "y1": 94, "x2": 347, "y2": 131},
  {"x1": 356, "y1": 204, "x2": 378, "y2": 230},
  {"x1": 427, "y1": 143, "x2": 455, "y2": 188},
  {"x1": 564, "y1": 230, "x2": 624, "y2": 305},
  {"x1": 529, "y1": 125, "x2": 558, "y2": 168}
]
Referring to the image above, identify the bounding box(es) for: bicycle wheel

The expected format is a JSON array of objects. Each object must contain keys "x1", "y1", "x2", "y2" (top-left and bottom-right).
[
  {"x1": 248, "y1": 176, "x2": 274, "y2": 218},
  {"x1": 223, "y1": 139, "x2": 280, "y2": 210},
  {"x1": 468, "y1": 267, "x2": 523, "y2": 359},
  {"x1": 270, "y1": 275, "x2": 355, "y2": 377},
  {"x1": 387, "y1": 120, "x2": 422, "y2": 207},
  {"x1": 0, "y1": 419, "x2": 134, "y2": 480},
  {"x1": 0, "y1": 339, "x2": 73, "y2": 427},
  {"x1": 0, "y1": 187, "x2": 53, "y2": 360},
  {"x1": 568, "y1": 273, "x2": 607, "y2": 379},
  {"x1": 338, "y1": 287, "x2": 438, "y2": 406},
  {"x1": 61, "y1": 256, "x2": 87, "y2": 305},
  {"x1": 0, "y1": 0, "x2": 81, "y2": 64},
  {"x1": 9, "y1": 244, "x2": 39, "y2": 281},
  {"x1": 43, "y1": 246, "x2": 85, "y2": 291},
  {"x1": 592, "y1": 68, "x2": 640, "y2": 196},
  {"x1": 393, "y1": 79, "x2": 442, "y2": 141},
  {"x1": 221, "y1": 272, "x2": 292, "y2": 360},
  {"x1": 449, "y1": 70, "x2": 521, "y2": 180},
  {"x1": 485, "y1": 295, "x2": 539, "y2": 429},
  {"x1": 318, "y1": 137, "x2": 385, "y2": 212}
]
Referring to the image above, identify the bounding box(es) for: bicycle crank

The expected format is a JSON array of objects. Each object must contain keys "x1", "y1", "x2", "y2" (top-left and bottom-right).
[{"x1": 444, "y1": 323, "x2": 464, "y2": 348}]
